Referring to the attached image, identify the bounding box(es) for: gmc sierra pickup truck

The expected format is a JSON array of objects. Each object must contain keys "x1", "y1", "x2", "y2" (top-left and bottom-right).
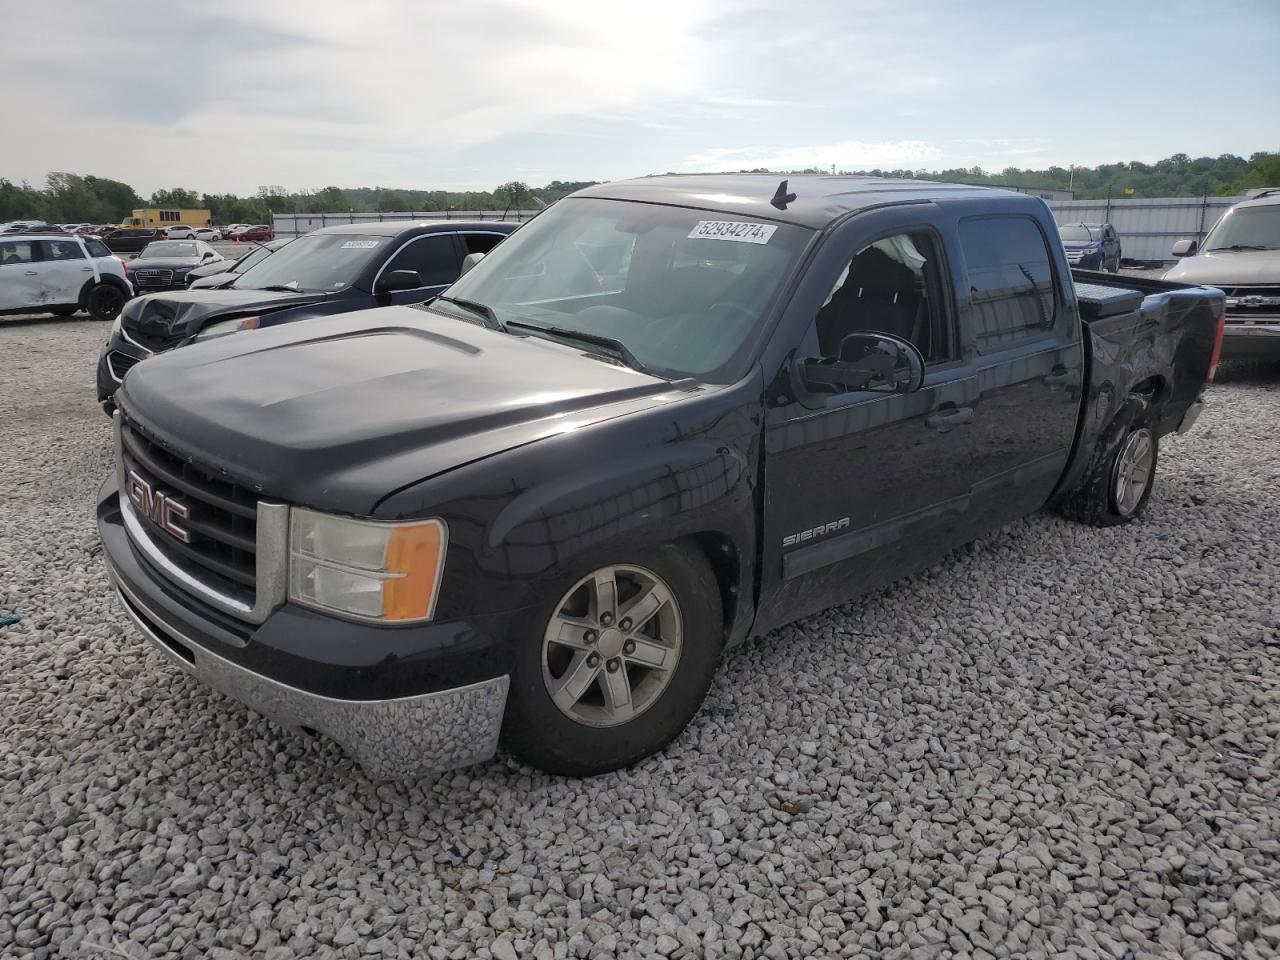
[{"x1": 97, "y1": 175, "x2": 1224, "y2": 779}]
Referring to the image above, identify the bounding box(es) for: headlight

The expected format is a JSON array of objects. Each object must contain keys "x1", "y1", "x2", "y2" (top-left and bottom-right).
[
  {"x1": 288, "y1": 508, "x2": 448, "y2": 622},
  {"x1": 110, "y1": 315, "x2": 122, "y2": 338},
  {"x1": 194, "y1": 316, "x2": 261, "y2": 340}
]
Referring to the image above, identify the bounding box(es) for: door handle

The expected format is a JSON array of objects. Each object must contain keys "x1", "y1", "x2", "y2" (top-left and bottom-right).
[
  {"x1": 24, "y1": 270, "x2": 38, "y2": 275},
  {"x1": 1043, "y1": 365, "x2": 1075, "y2": 387},
  {"x1": 925, "y1": 405, "x2": 974, "y2": 429},
  {"x1": 82, "y1": 266, "x2": 94, "y2": 272}
]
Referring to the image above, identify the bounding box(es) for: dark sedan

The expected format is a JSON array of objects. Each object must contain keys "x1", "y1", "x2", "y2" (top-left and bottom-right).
[
  {"x1": 103, "y1": 229, "x2": 166, "y2": 254},
  {"x1": 126, "y1": 240, "x2": 225, "y2": 293},
  {"x1": 97, "y1": 219, "x2": 518, "y2": 407}
]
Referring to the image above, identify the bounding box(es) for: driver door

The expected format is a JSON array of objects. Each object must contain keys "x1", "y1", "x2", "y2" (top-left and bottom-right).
[{"x1": 755, "y1": 210, "x2": 979, "y2": 634}]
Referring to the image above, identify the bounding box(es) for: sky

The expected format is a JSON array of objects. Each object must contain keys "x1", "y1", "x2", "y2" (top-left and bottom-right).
[{"x1": 4, "y1": 0, "x2": 1278, "y2": 196}]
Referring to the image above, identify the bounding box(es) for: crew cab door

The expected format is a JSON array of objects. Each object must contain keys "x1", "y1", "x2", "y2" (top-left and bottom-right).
[
  {"x1": 375, "y1": 233, "x2": 463, "y2": 305},
  {"x1": 953, "y1": 212, "x2": 1083, "y2": 529},
  {"x1": 755, "y1": 206, "x2": 978, "y2": 634},
  {"x1": 0, "y1": 239, "x2": 46, "y2": 309}
]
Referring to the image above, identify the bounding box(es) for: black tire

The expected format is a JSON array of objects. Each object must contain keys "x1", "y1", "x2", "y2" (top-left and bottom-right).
[
  {"x1": 1054, "y1": 397, "x2": 1159, "y2": 527},
  {"x1": 49, "y1": 305, "x2": 78, "y2": 317},
  {"x1": 501, "y1": 541, "x2": 724, "y2": 776},
  {"x1": 86, "y1": 283, "x2": 126, "y2": 322}
]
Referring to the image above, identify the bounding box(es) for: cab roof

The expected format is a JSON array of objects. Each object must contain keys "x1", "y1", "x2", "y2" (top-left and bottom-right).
[
  {"x1": 574, "y1": 174, "x2": 1028, "y2": 229},
  {"x1": 311, "y1": 220, "x2": 521, "y2": 237}
]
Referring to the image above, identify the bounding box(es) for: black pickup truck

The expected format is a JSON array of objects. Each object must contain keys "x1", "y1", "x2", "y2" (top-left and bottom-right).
[
  {"x1": 96, "y1": 219, "x2": 517, "y2": 406},
  {"x1": 97, "y1": 175, "x2": 1224, "y2": 779}
]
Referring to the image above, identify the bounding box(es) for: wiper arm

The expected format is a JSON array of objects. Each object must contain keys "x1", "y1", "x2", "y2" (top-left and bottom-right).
[
  {"x1": 506, "y1": 320, "x2": 658, "y2": 377},
  {"x1": 1210, "y1": 244, "x2": 1268, "y2": 251},
  {"x1": 434, "y1": 295, "x2": 506, "y2": 331},
  {"x1": 253, "y1": 284, "x2": 306, "y2": 293}
]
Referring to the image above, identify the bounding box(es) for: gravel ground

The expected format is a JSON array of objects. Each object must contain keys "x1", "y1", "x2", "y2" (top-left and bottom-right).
[{"x1": 1, "y1": 316, "x2": 1277, "y2": 960}]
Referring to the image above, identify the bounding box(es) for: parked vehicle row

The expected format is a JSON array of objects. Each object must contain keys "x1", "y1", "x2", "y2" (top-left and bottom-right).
[
  {"x1": 1057, "y1": 221, "x2": 1122, "y2": 272},
  {"x1": 96, "y1": 175, "x2": 1225, "y2": 780}
]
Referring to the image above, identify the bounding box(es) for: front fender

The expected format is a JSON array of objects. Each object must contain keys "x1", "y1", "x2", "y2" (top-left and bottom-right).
[{"x1": 375, "y1": 379, "x2": 764, "y2": 636}]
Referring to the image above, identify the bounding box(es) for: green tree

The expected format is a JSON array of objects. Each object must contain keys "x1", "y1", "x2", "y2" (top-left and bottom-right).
[{"x1": 150, "y1": 187, "x2": 202, "y2": 208}]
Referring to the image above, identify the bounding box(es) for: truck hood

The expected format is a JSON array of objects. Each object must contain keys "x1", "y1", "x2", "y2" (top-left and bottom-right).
[
  {"x1": 119, "y1": 306, "x2": 690, "y2": 514},
  {"x1": 121, "y1": 288, "x2": 327, "y2": 344},
  {"x1": 1060, "y1": 240, "x2": 1102, "y2": 250},
  {"x1": 1164, "y1": 249, "x2": 1280, "y2": 286}
]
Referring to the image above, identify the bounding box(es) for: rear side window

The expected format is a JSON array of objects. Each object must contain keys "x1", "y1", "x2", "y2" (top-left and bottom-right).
[
  {"x1": 384, "y1": 235, "x2": 460, "y2": 286},
  {"x1": 0, "y1": 240, "x2": 37, "y2": 265},
  {"x1": 85, "y1": 239, "x2": 112, "y2": 257},
  {"x1": 463, "y1": 232, "x2": 505, "y2": 255},
  {"x1": 958, "y1": 216, "x2": 1056, "y2": 350}
]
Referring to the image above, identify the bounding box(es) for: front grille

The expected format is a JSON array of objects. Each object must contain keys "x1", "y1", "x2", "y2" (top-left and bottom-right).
[
  {"x1": 106, "y1": 351, "x2": 141, "y2": 381},
  {"x1": 1222, "y1": 285, "x2": 1280, "y2": 319},
  {"x1": 133, "y1": 268, "x2": 175, "y2": 288},
  {"x1": 119, "y1": 417, "x2": 259, "y2": 595},
  {"x1": 1065, "y1": 250, "x2": 1084, "y2": 263}
]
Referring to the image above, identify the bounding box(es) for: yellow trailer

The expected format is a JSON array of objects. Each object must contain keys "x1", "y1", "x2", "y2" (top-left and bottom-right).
[{"x1": 119, "y1": 208, "x2": 213, "y2": 229}]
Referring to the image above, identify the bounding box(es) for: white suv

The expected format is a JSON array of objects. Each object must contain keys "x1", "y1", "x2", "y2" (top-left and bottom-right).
[
  {"x1": 0, "y1": 233, "x2": 133, "y2": 321},
  {"x1": 165, "y1": 225, "x2": 220, "y2": 241}
]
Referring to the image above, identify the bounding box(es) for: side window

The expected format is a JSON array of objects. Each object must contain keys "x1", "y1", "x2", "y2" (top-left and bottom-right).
[
  {"x1": 0, "y1": 241, "x2": 37, "y2": 265},
  {"x1": 815, "y1": 231, "x2": 951, "y2": 364},
  {"x1": 85, "y1": 239, "x2": 111, "y2": 258},
  {"x1": 384, "y1": 235, "x2": 460, "y2": 286},
  {"x1": 463, "y1": 232, "x2": 505, "y2": 256},
  {"x1": 958, "y1": 216, "x2": 1056, "y2": 350},
  {"x1": 39, "y1": 239, "x2": 84, "y2": 261}
]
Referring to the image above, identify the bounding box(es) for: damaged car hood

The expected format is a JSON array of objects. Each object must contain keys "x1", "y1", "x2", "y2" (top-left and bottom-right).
[
  {"x1": 118, "y1": 307, "x2": 692, "y2": 514},
  {"x1": 121, "y1": 288, "x2": 328, "y2": 345}
]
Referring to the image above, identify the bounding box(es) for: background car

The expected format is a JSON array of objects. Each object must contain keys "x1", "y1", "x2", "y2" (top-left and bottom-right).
[
  {"x1": 237, "y1": 224, "x2": 274, "y2": 241},
  {"x1": 127, "y1": 239, "x2": 224, "y2": 292},
  {"x1": 97, "y1": 219, "x2": 517, "y2": 405},
  {"x1": 0, "y1": 232, "x2": 132, "y2": 321},
  {"x1": 104, "y1": 228, "x2": 166, "y2": 254},
  {"x1": 186, "y1": 237, "x2": 290, "y2": 289},
  {"x1": 164, "y1": 225, "x2": 198, "y2": 239},
  {"x1": 1058, "y1": 222, "x2": 1121, "y2": 272},
  {"x1": 1165, "y1": 190, "x2": 1280, "y2": 359},
  {"x1": 221, "y1": 223, "x2": 251, "y2": 239}
]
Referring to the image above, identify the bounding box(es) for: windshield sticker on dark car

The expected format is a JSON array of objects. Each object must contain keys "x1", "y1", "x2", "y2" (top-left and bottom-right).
[
  {"x1": 340, "y1": 240, "x2": 381, "y2": 249},
  {"x1": 688, "y1": 220, "x2": 777, "y2": 244}
]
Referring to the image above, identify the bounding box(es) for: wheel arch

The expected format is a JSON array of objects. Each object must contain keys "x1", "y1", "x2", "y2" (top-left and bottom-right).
[{"x1": 78, "y1": 274, "x2": 131, "y2": 308}]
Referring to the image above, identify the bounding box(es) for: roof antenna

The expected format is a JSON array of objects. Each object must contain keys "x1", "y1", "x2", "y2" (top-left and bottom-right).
[{"x1": 770, "y1": 179, "x2": 797, "y2": 210}]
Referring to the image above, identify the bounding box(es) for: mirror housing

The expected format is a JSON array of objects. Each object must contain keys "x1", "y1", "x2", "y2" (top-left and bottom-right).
[
  {"x1": 1171, "y1": 238, "x2": 1197, "y2": 257},
  {"x1": 374, "y1": 269, "x2": 422, "y2": 295},
  {"x1": 801, "y1": 333, "x2": 925, "y2": 396},
  {"x1": 459, "y1": 251, "x2": 485, "y2": 277}
]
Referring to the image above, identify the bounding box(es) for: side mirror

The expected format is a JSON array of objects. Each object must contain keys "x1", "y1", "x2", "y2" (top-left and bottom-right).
[
  {"x1": 801, "y1": 333, "x2": 925, "y2": 395},
  {"x1": 1171, "y1": 239, "x2": 1197, "y2": 257},
  {"x1": 459, "y1": 251, "x2": 485, "y2": 277},
  {"x1": 202, "y1": 251, "x2": 215, "y2": 260},
  {"x1": 374, "y1": 269, "x2": 422, "y2": 295}
]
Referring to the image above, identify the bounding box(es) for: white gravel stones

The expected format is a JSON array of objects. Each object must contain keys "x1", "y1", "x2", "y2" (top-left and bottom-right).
[{"x1": 2, "y1": 319, "x2": 1278, "y2": 959}]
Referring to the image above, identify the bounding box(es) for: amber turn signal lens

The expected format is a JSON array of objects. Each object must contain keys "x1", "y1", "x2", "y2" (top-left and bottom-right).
[{"x1": 382, "y1": 521, "x2": 447, "y2": 621}]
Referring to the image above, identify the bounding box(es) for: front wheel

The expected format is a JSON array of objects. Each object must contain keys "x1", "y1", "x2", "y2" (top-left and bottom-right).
[
  {"x1": 501, "y1": 543, "x2": 724, "y2": 776},
  {"x1": 87, "y1": 283, "x2": 126, "y2": 322}
]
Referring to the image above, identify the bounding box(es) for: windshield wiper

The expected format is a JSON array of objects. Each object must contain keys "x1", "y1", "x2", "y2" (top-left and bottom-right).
[
  {"x1": 1209, "y1": 244, "x2": 1270, "y2": 251},
  {"x1": 251, "y1": 284, "x2": 308, "y2": 293},
  {"x1": 506, "y1": 320, "x2": 658, "y2": 377},
  {"x1": 434, "y1": 295, "x2": 506, "y2": 331}
]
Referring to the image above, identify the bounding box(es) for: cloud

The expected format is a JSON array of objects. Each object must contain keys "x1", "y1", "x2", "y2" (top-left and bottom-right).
[{"x1": 684, "y1": 140, "x2": 945, "y2": 171}]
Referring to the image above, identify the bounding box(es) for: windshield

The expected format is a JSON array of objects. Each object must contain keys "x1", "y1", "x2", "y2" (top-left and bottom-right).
[
  {"x1": 435, "y1": 197, "x2": 810, "y2": 381},
  {"x1": 141, "y1": 241, "x2": 197, "y2": 258},
  {"x1": 1058, "y1": 224, "x2": 1099, "y2": 242},
  {"x1": 234, "y1": 233, "x2": 385, "y2": 292},
  {"x1": 234, "y1": 241, "x2": 286, "y2": 272},
  {"x1": 1204, "y1": 205, "x2": 1280, "y2": 251}
]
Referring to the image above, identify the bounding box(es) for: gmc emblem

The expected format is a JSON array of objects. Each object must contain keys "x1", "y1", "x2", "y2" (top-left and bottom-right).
[{"x1": 126, "y1": 470, "x2": 191, "y2": 543}]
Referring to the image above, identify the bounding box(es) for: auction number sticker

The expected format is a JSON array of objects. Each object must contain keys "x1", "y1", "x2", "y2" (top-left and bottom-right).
[
  {"x1": 341, "y1": 240, "x2": 381, "y2": 249},
  {"x1": 688, "y1": 220, "x2": 777, "y2": 244}
]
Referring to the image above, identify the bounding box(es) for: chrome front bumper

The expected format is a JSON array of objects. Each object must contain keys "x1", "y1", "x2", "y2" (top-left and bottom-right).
[{"x1": 107, "y1": 565, "x2": 509, "y2": 780}]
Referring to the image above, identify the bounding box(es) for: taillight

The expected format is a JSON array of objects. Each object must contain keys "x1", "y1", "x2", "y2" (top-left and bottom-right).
[
  {"x1": 119, "y1": 257, "x2": 127, "y2": 276},
  {"x1": 1207, "y1": 310, "x2": 1226, "y2": 383}
]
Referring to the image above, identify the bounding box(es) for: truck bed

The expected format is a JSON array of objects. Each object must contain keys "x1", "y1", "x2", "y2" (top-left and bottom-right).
[{"x1": 1053, "y1": 269, "x2": 1224, "y2": 500}]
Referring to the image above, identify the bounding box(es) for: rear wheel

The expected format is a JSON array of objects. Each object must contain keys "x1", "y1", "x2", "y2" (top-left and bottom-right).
[
  {"x1": 502, "y1": 543, "x2": 724, "y2": 776},
  {"x1": 1055, "y1": 398, "x2": 1159, "y2": 527},
  {"x1": 87, "y1": 283, "x2": 126, "y2": 322}
]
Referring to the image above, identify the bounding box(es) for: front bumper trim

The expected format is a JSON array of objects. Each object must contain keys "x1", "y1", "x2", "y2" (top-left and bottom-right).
[{"x1": 108, "y1": 564, "x2": 509, "y2": 779}]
